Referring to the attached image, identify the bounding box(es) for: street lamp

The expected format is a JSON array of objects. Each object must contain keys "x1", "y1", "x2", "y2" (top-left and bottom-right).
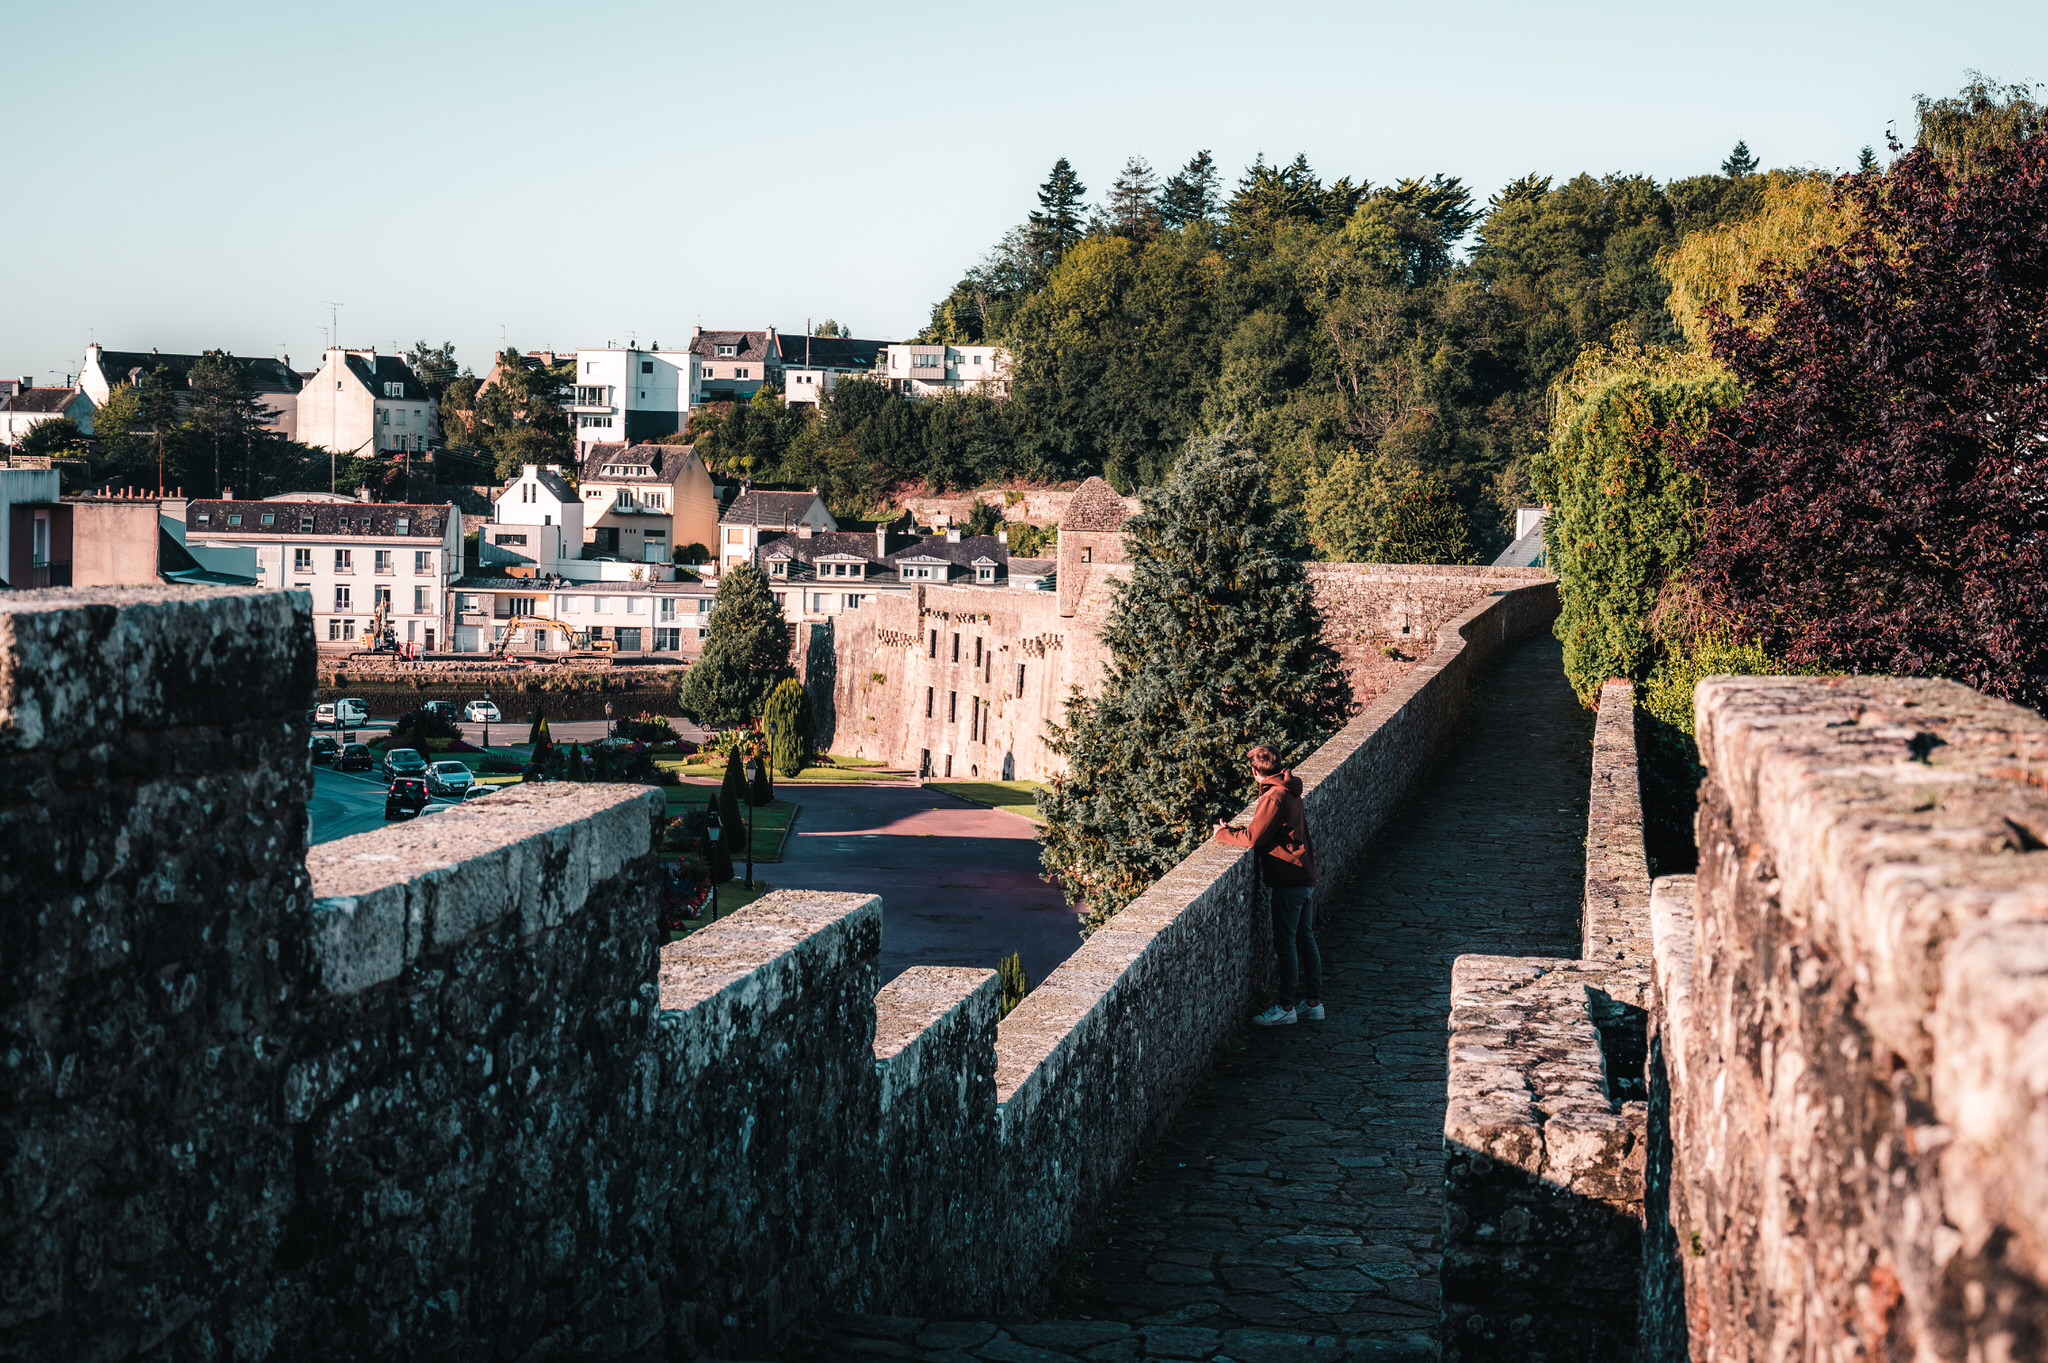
[
  {"x1": 482, "y1": 688, "x2": 492, "y2": 752},
  {"x1": 705, "y1": 812, "x2": 723, "y2": 919},
  {"x1": 605, "y1": 700, "x2": 614, "y2": 741},
  {"x1": 743, "y1": 749, "x2": 766, "y2": 891}
]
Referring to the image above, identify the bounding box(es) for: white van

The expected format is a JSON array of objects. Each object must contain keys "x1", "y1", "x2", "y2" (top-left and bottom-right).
[{"x1": 315, "y1": 698, "x2": 369, "y2": 726}]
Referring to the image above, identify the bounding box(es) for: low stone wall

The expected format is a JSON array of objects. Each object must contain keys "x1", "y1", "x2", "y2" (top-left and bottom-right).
[
  {"x1": 3, "y1": 579, "x2": 1560, "y2": 1359},
  {"x1": 1648, "y1": 677, "x2": 2048, "y2": 1361},
  {"x1": 1440, "y1": 677, "x2": 1653, "y2": 1360}
]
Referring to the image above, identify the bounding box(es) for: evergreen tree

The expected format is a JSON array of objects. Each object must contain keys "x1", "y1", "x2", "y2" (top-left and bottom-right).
[
  {"x1": 1039, "y1": 435, "x2": 1355, "y2": 929},
  {"x1": 1100, "y1": 155, "x2": 1161, "y2": 240},
  {"x1": 1157, "y1": 150, "x2": 1220, "y2": 229},
  {"x1": 718, "y1": 749, "x2": 747, "y2": 873},
  {"x1": 187, "y1": 351, "x2": 272, "y2": 497},
  {"x1": 679, "y1": 564, "x2": 793, "y2": 724},
  {"x1": 1305, "y1": 450, "x2": 1474, "y2": 564},
  {"x1": 1720, "y1": 140, "x2": 1758, "y2": 179},
  {"x1": 1027, "y1": 157, "x2": 1088, "y2": 272},
  {"x1": 764, "y1": 677, "x2": 815, "y2": 778},
  {"x1": 1856, "y1": 145, "x2": 1879, "y2": 174}
]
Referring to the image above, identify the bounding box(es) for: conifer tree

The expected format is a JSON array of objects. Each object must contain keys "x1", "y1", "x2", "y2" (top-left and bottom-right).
[
  {"x1": 718, "y1": 749, "x2": 746, "y2": 874},
  {"x1": 1027, "y1": 157, "x2": 1088, "y2": 272},
  {"x1": 679, "y1": 564, "x2": 793, "y2": 725},
  {"x1": 1157, "y1": 150, "x2": 1220, "y2": 229},
  {"x1": 1100, "y1": 155, "x2": 1161, "y2": 240},
  {"x1": 764, "y1": 678, "x2": 814, "y2": 778},
  {"x1": 1039, "y1": 435, "x2": 1355, "y2": 929},
  {"x1": 1720, "y1": 140, "x2": 1758, "y2": 179}
]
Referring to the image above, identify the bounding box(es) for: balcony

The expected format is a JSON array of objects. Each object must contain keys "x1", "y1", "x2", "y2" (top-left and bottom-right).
[{"x1": 25, "y1": 560, "x2": 71, "y2": 589}]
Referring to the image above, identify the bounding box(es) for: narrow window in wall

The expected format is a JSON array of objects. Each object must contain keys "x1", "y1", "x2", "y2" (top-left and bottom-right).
[
  {"x1": 925, "y1": 687, "x2": 934, "y2": 718},
  {"x1": 929, "y1": 629, "x2": 938, "y2": 658},
  {"x1": 1017, "y1": 663, "x2": 1026, "y2": 698},
  {"x1": 949, "y1": 691, "x2": 957, "y2": 722},
  {"x1": 944, "y1": 753, "x2": 953, "y2": 777},
  {"x1": 974, "y1": 637, "x2": 983, "y2": 666},
  {"x1": 952, "y1": 633, "x2": 960, "y2": 662},
  {"x1": 970, "y1": 698, "x2": 978, "y2": 741}
]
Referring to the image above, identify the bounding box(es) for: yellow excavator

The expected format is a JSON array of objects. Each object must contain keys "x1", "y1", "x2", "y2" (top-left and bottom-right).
[
  {"x1": 490, "y1": 616, "x2": 617, "y2": 660},
  {"x1": 357, "y1": 595, "x2": 397, "y2": 653}
]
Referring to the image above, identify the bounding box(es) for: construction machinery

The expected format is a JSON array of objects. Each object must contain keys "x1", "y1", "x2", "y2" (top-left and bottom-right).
[
  {"x1": 489, "y1": 616, "x2": 618, "y2": 661},
  {"x1": 359, "y1": 595, "x2": 397, "y2": 652}
]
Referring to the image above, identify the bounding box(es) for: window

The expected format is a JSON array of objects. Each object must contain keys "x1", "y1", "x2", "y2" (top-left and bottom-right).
[
  {"x1": 575, "y1": 385, "x2": 609, "y2": 406},
  {"x1": 971, "y1": 697, "x2": 979, "y2": 741},
  {"x1": 929, "y1": 629, "x2": 938, "y2": 658},
  {"x1": 659, "y1": 598, "x2": 678, "y2": 621},
  {"x1": 641, "y1": 361, "x2": 653, "y2": 374},
  {"x1": 952, "y1": 634, "x2": 960, "y2": 662},
  {"x1": 508, "y1": 597, "x2": 537, "y2": 616},
  {"x1": 615, "y1": 628, "x2": 642, "y2": 652},
  {"x1": 193, "y1": 513, "x2": 210, "y2": 525},
  {"x1": 726, "y1": 528, "x2": 744, "y2": 544},
  {"x1": 374, "y1": 550, "x2": 392, "y2": 574},
  {"x1": 334, "y1": 585, "x2": 352, "y2": 611},
  {"x1": 259, "y1": 513, "x2": 274, "y2": 526},
  {"x1": 845, "y1": 594, "x2": 864, "y2": 609},
  {"x1": 810, "y1": 593, "x2": 828, "y2": 612},
  {"x1": 595, "y1": 596, "x2": 611, "y2": 613},
  {"x1": 655, "y1": 627, "x2": 680, "y2": 650},
  {"x1": 494, "y1": 533, "x2": 528, "y2": 547},
  {"x1": 414, "y1": 550, "x2": 431, "y2": 574},
  {"x1": 327, "y1": 619, "x2": 347, "y2": 640},
  {"x1": 456, "y1": 594, "x2": 477, "y2": 612},
  {"x1": 769, "y1": 560, "x2": 786, "y2": 576},
  {"x1": 395, "y1": 517, "x2": 409, "y2": 535},
  {"x1": 925, "y1": 687, "x2": 933, "y2": 719},
  {"x1": 973, "y1": 354, "x2": 982, "y2": 365},
  {"x1": 733, "y1": 367, "x2": 747, "y2": 379},
  {"x1": 912, "y1": 352, "x2": 942, "y2": 369},
  {"x1": 414, "y1": 587, "x2": 429, "y2": 612},
  {"x1": 293, "y1": 547, "x2": 313, "y2": 572},
  {"x1": 334, "y1": 549, "x2": 353, "y2": 572},
  {"x1": 384, "y1": 381, "x2": 403, "y2": 398},
  {"x1": 949, "y1": 691, "x2": 957, "y2": 722},
  {"x1": 1017, "y1": 663, "x2": 1026, "y2": 698},
  {"x1": 627, "y1": 597, "x2": 644, "y2": 614},
  {"x1": 396, "y1": 409, "x2": 407, "y2": 427},
  {"x1": 300, "y1": 516, "x2": 314, "y2": 533},
  {"x1": 374, "y1": 586, "x2": 391, "y2": 607},
  {"x1": 944, "y1": 753, "x2": 953, "y2": 777},
  {"x1": 977, "y1": 564, "x2": 995, "y2": 582},
  {"x1": 716, "y1": 344, "x2": 736, "y2": 356},
  {"x1": 974, "y1": 637, "x2": 983, "y2": 666},
  {"x1": 381, "y1": 409, "x2": 390, "y2": 425}
]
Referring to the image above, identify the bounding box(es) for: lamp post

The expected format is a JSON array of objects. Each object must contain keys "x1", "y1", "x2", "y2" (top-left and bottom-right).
[
  {"x1": 743, "y1": 747, "x2": 767, "y2": 891},
  {"x1": 605, "y1": 700, "x2": 614, "y2": 741},
  {"x1": 705, "y1": 813, "x2": 722, "y2": 919},
  {"x1": 482, "y1": 688, "x2": 492, "y2": 753}
]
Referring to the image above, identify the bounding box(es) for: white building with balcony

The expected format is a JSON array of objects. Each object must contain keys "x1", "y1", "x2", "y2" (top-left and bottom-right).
[
  {"x1": 568, "y1": 346, "x2": 697, "y2": 449},
  {"x1": 880, "y1": 343, "x2": 1009, "y2": 399}
]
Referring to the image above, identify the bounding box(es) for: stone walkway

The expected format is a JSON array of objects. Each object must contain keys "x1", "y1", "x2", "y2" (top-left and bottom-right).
[{"x1": 803, "y1": 637, "x2": 1593, "y2": 1363}]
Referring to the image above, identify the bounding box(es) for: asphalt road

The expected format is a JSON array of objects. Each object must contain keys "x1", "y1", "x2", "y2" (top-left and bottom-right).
[
  {"x1": 308, "y1": 765, "x2": 470, "y2": 845},
  {"x1": 764, "y1": 783, "x2": 1087, "y2": 987}
]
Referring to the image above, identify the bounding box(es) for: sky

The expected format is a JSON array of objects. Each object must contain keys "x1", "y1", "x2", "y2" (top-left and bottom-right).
[{"x1": 2, "y1": 0, "x2": 2042, "y2": 388}]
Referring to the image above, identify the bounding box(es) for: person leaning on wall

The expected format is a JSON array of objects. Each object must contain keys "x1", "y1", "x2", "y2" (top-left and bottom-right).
[{"x1": 1212, "y1": 744, "x2": 1323, "y2": 1027}]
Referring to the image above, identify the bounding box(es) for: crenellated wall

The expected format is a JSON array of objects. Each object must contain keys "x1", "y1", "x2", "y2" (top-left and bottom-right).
[{"x1": 2, "y1": 579, "x2": 1558, "y2": 1360}]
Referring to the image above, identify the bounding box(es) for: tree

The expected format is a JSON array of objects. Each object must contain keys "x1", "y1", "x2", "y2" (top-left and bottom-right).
[
  {"x1": 717, "y1": 752, "x2": 746, "y2": 881},
  {"x1": 1039, "y1": 435, "x2": 1355, "y2": 928},
  {"x1": 406, "y1": 341, "x2": 460, "y2": 398},
  {"x1": 812, "y1": 319, "x2": 850, "y2": 338},
  {"x1": 1157, "y1": 150, "x2": 1220, "y2": 230},
  {"x1": 1720, "y1": 140, "x2": 1758, "y2": 179},
  {"x1": 1914, "y1": 73, "x2": 2042, "y2": 160},
  {"x1": 1683, "y1": 130, "x2": 2048, "y2": 710},
  {"x1": 18, "y1": 417, "x2": 83, "y2": 457},
  {"x1": 1099, "y1": 155, "x2": 1161, "y2": 240},
  {"x1": 187, "y1": 351, "x2": 273, "y2": 497},
  {"x1": 1305, "y1": 449, "x2": 1473, "y2": 564},
  {"x1": 1855, "y1": 145, "x2": 1879, "y2": 174},
  {"x1": 1027, "y1": 158, "x2": 1088, "y2": 272},
  {"x1": 679, "y1": 564, "x2": 793, "y2": 724},
  {"x1": 763, "y1": 678, "x2": 815, "y2": 778}
]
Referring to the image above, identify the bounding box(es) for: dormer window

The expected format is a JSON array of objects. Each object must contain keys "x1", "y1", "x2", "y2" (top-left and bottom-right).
[
  {"x1": 384, "y1": 381, "x2": 403, "y2": 398},
  {"x1": 193, "y1": 513, "x2": 211, "y2": 525},
  {"x1": 259, "y1": 513, "x2": 274, "y2": 526},
  {"x1": 395, "y1": 517, "x2": 410, "y2": 535},
  {"x1": 716, "y1": 344, "x2": 736, "y2": 357},
  {"x1": 300, "y1": 516, "x2": 314, "y2": 532},
  {"x1": 977, "y1": 564, "x2": 995, "y2": 582},
  {"x1": 769, "y1": 560, "x2": 787, "y2": 576}
]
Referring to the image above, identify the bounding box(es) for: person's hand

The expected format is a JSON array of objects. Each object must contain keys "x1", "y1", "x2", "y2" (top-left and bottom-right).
[{"x1": 1213, "y1": 821, "x2": 1230, "y2": 838}]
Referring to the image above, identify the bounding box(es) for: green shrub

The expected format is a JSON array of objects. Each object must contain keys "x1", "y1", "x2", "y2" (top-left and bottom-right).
[
  {"x1": 763, "y1": 679, "x2": 815, "y2": 778},
  {"x1": 997, "y1": 952, "x2": 1032, "y2": 1020}
]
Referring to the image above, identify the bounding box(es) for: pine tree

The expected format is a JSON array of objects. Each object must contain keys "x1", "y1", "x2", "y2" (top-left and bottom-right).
[
  {"x1": 1101, "y1": 155, "x2": 1161, "y2": 240},
  {"x1": 1157, "y1": 150, "x2": 1220, "y2": 229},
  {"x1": 1720, "y1": 140, "x2": 1758, "y2": 179},
  {"x1": 1856, "y1": 145, "x2": 1879, "y2": 174},
  {"x1": 718, "y1": 749, "x2": 747, "y2": 873},
  {"x1": 1039, "y1": 434, "x2": 1356, "y2": 930},
  {"x1": 764, "y1": 678, "x2": 814, "y2": 778},
  {"x1": 679, "y1": 564, "x2": 793, "y2": 725},
  {"x1": 1027, "y1": 157, "x2": 1088, "y2": 271}
]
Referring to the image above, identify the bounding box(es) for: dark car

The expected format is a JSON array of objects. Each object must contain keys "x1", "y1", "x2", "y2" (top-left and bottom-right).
[
  {"x1": 382, "y1": 747, "x2": 429, "y2": 780},
  {"x1": 420, "y1": 700, "x2": 456, "y2": 721},
  {"x1": 308, "y1": 735, "x2": 339, "y2": 765},
  {"x1": 337, "y1": 742, "x2": 375, "y2": 772},
  {"x1": 384, "y1": 777, "x2": 430, "y2": 820}
]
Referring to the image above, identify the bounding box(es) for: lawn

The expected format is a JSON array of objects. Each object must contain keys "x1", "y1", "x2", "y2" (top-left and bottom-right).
[
  {"x1": 661, "y1": 793, "x2": 798, "y2": 861},
  {"x1": 931, "y1": 780, "x2": 1048, "y2": 824}
]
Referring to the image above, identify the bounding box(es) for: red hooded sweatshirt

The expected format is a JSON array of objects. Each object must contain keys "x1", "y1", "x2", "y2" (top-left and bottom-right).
[{"x1": 1214, "y1": 770, "x2": 1316, "y2": 888}]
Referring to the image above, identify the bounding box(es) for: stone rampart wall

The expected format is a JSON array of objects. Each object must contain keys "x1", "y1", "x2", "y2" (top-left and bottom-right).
[
  {"x1": 1440, "y1": 677, "x2": 1653, "y2": 1361},
  {"x1": 3, "y1": 580, "x2": 1560, "y2": 1359},
  {"x1": 1647, "y1": 677, "x2": 2048, "y2": 1361}
]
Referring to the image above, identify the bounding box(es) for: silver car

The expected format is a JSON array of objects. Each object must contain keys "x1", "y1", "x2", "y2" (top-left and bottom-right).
[
  {"x1": 427, "y1": 760, "x2": 475, "y2": 798},
  {"x1": 463, "y1": 699, "x2": 501, "y2": 723}
]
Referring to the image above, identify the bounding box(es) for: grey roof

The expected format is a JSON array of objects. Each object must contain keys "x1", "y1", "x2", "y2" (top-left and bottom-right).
[
  {"x1": 774, "y1": 334, "x2": 888, "y2": 372},
  {"x1": 887, "y1": 534, "x2": 1010, "y2": 569},
  {"x1": 345, "y1": 354, "x2": 432, "y2": 402},
  {"x1": 722, "y1": 489, "x2": 827, "y2": 527},
  {"x1": 577, "y1": 441, "x2": 698, "y2": 485},
  {"x1": 690, "y1": 330, "x2": 775, "y2": 362},
  {"x1": 759, "y1": 529, "x2": 1010, "y2": 579},
  {"x1": 759, "y1": 530, "x2": 896, "y2": 567},
  {"x1": 1009, "y1": 557, "x2": 1055, "y2": 574},
  {"x1": 0, "y1": 387, "x2": 85, "y2": 414},
  {"x1": 1490, "y1": 522, "x2": 1549, "y2": 569},
  {"x1": 1062, "y1": 476, "x2": 1134, "y2": 532},
  {"x1": 91, "y1": 349, "x2": 302, "y2": 396},
  {"x1": 186, "y1": 499, "x2": 454, "y2": 538}
]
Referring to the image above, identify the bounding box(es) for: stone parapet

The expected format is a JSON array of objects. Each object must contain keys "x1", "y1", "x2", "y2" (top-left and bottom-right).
[
  {"x1": 1655, "y1": 676, "x2": 2048, "y2": 1361},
  {"x1": 1440, "y1": 677, "x2": 1654, "y2": 1360}
]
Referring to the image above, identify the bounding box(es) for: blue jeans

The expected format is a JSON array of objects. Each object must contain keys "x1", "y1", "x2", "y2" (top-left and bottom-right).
[{"x1": 1270, "y1": 884, "x2": 1321, "y2": 1007}]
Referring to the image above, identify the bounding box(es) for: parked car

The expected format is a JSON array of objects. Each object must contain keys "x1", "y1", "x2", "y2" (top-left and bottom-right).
[
  {"x1": 421, "y1": 700, "x2": 456, "y2": 721},
  {"x1": 315, "y1": 698, "x2": 369, "y2": 726},
  {"x1": 463, "y1": 699, "x2": 501, "y2": 723},
  {"x1": 337, "y1": 742, "x2": 375, "y2": 772},
  {"x1": 382, "y1": 747, "x2": 429, "y2": 780},
  {"x1": 426, "y1": 760, "x2": 475, "y2": 798},
  {"x1": 384, "y1": 777, "x2": 430, "y2": 819},
  {"x1": 308, "y1": 735, "x2": 339, "y2": 765}
]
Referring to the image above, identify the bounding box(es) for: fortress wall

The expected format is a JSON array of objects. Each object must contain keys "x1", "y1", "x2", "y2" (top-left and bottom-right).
[{"x1": 1649, "y1": 678, "x2": 2048, "y2": 1362}]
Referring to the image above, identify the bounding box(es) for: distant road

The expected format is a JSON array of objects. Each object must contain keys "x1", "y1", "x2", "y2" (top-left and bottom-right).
[{"x1": 308, "y1": 766, "x2": 466, "y2": 845}]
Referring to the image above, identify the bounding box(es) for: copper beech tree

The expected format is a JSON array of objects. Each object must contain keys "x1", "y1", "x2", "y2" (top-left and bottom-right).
[{"x1": 1685, "y1": 132, "x2": 2048, "y2": 709}]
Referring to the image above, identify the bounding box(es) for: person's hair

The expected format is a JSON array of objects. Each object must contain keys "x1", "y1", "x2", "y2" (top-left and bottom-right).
[{"x1": 1247, "y1": 744, "x2": 1281, "y2": 776}]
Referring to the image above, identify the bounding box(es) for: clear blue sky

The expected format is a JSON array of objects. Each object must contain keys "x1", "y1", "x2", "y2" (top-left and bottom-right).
[{"x1": 2, "y1": 1, "x2": 2040, "y2": 388}]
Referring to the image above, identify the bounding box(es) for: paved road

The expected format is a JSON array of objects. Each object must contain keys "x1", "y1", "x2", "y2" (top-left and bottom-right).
[
  {"x1": 813, "y1": 635, "x2": 1594, "y2": 1362},
  {"x1": 307, "y1": 766, "x2": 471, "y2": 845},
  {"x1": 767, "y1": 783, "x2": 1083, "y2": 987}
]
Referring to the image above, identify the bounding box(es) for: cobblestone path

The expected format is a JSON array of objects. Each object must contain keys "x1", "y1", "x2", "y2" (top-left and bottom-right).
[{"x1": 807, "y1": 637, "x2": 1593, "y2": 1363}]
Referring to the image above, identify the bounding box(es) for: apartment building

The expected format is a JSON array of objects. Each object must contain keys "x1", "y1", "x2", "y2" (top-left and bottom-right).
[
  {"x1": 296, "y1": 348, "x2": 438, "y2": 457},
  {"x1": 568, "y1": 346, "x2": 696, "y2": 448},
  {"x1": 79, "y1": 344, "x2": 303, "y2": 438},
  {"x1": 776, "y1": 333, "x2": 888, "y2": 405},
  {"x1": 880, "y1": 343, "x2": 1009, "y2": 399},
  {"x1": 183, "y1": 495, "x2": 460, "y2": 649},
  {"x1": 716, "y1": 488, "x2": 834, "y2": 570},
  {"x1": 449, "y1": 577, "x2": 716, "y2": 656},
  {"x1": 575, "y1": 441, "x2": 719, "y2": 562}
]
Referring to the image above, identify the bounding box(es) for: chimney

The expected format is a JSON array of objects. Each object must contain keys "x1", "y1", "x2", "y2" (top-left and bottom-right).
[
  {"x1": 357, "y1": 486, "x2": 371, "y2": 503},
  {"x1": 997, "y1": 530, "x2": 1007, "y2": 545},
  {"x1": 874, "y1": 525, "x2": 888, "y2": 558},
  {"x1": 221, "y1": 486, "x2": 234, "y2": 500},
  {"x1": 798, "y1": 523, "x2": 813, "y2": 540},
  {"x1": 946, "y1": 528, "x2": 961, "y2": 544}
]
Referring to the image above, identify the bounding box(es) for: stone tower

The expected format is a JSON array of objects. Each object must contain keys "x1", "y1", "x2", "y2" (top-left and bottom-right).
[{"x1": 1056, "y1": 476, "x2": 1135, "y2": 617}]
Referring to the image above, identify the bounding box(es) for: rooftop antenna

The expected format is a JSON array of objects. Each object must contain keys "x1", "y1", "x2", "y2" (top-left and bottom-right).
[
  {"x1": 323, "y1": 302, "x2": 344, "y2": 350},
  {"x1": 499, "y1": 323, "x2": 508, "y2": 350}
]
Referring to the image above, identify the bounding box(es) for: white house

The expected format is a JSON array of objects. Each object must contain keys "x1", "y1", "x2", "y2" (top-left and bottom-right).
[
  {"x1": 183, "y1": 494, "x2": 461, "y2": 650},
  {"x1": 569, "y1": 346, "x2": 696, "y2": 448},
  {"x1": 449, "y1": 577, "x2": 717, "y2": 656},
  {"x1": 880, "y1": 343, "x2": 1009, "y2": 399},
  {"x1": 0, "y1": 388, "x2": 96, "y2": 446},
  {"x1": 483, "y1": 465, "x2": 584, "y2": 571},
  {"x1": 296, "y1": 348, "x2": 438, "y2": 457},
  {"x1": 79, "y1": 344, "x2": 302, "y2": 438},
  {"x1": 715, "y1": 488, "x2": 835, "y2": 571}
]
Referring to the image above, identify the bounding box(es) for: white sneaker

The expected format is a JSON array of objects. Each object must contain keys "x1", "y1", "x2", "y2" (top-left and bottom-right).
[
  {"x1": 1297, "y1": 1002, "x2": 1325, "y2": 1021},
  {"x1": 1251, "y1": 1004, "x2": 1296, "y2": 1027}
]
